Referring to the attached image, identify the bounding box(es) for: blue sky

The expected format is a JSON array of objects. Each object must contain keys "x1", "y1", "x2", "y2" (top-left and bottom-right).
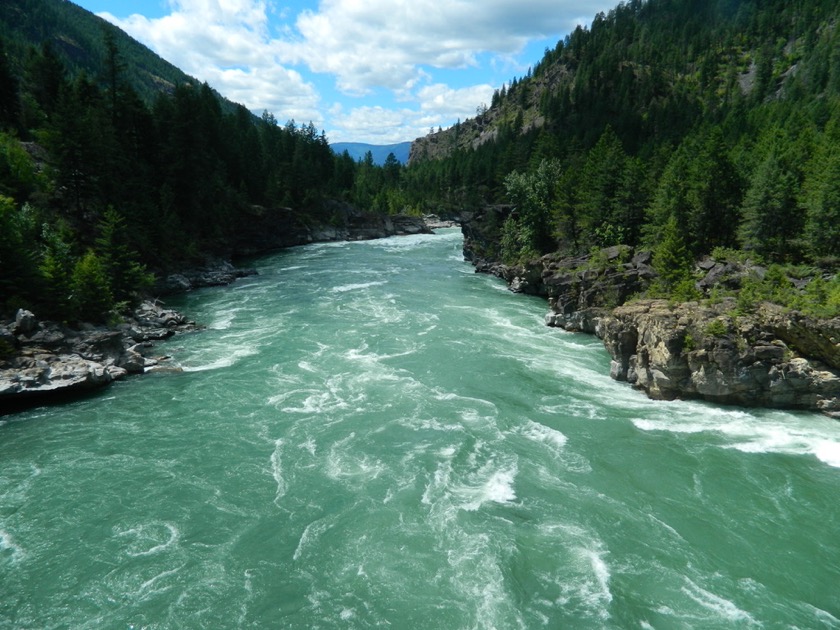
[{"x1": 73, "y1": 1, "x2": 614, "y2": 144}]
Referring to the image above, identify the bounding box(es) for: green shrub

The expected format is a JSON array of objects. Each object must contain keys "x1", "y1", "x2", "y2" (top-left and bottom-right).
[
  {"x1": 710, "y1": 246, "x2": 755, "y2": 264},
  {"x1": 705, "y1": 318, "x2": 729, "y2": 337},
  {"x1": 670, "y1": 278, "x2": 702, "y2": 303}
]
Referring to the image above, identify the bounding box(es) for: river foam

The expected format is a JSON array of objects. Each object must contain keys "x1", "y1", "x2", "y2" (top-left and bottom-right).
[{"x1": 631, "y1": 403, "x2": 840, "y2": 468}]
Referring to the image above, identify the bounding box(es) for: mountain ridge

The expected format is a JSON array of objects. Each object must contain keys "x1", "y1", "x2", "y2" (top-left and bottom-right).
[{"x1": 1, "y1": 0, "x2": 242, "y2": 112}]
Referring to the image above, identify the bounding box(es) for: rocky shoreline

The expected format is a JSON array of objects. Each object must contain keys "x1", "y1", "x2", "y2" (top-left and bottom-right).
[
  {"x1": 1, "y1": 212, "x2": 436, "y2": 414},
  {"x1": 601, "y1": 299, "x2": 840, "y2": 418},
  {"x1": 0, "y1": 302, "x2": 198, "y2": 413},
  {"x1": 229, "y1": 204, "x2": 433, "y2": 257},
  {"x1": 460, "y1": 208, "x2": 840, "y2": 419}
]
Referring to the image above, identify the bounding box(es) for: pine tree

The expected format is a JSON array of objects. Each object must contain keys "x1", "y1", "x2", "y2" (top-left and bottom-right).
[
  {"x1": 39, "y1": 223, "x2": 75, "y2": 319},
  {"x1": 652, "y1": 214, "x2": 696, "y2": 298},
  {"x1": 738, "y1": 151, "x2": 802, "y2": 261},
  {"x1": 70, "y1": 250, "x2": 114, "y2": 323},
  {"x1": 578, "y1": 126, "x2": 628, "y2": 246},
  {"x1": 0, "y1": 196, "x2": 43, "y2": 312},
  {"x1": 803, "y1": 151, "x2": 840, "y2": 260},
  {"x1": 95, "y1": 206, "x2": 153, "y2": 305},
  {"x1": 0, "y1": 39, "x2": 20, "y2": 130}
]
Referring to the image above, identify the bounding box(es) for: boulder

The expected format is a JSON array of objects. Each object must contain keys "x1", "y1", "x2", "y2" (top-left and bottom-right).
[
  {"x1": 117, "y1": 348, "x2": 147, "y2": 374},
  {"x1": 0, "y1": 353, "x2": 113, "y2": 398},
  {"x1": 14, "y1": 309, "x2": 38, "y2": 336},
  {"x1": 163, "y1": 273, "x2": 192, "y2": 292}
]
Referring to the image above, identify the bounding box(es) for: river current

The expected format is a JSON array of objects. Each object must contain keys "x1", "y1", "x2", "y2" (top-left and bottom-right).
[{"x1": 2, "y1": 229, "x2": 840, "y2": 628}]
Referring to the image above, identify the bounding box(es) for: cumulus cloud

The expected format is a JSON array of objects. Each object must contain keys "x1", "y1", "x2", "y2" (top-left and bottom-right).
[
  {"x1": 417, "y1": 83, "x2": 496, "y2": 119},
  {"x1": 328, "y1": 105, "x2": 414, "y2": 143},
  {"x1": 283, "y1": 0, "x2": 614, "y2": 94},
  {"x1": 96, "y1": 0, "x2": 614, "y2": 142},
  {"x1": 98, "y1": 0, "x2": 321, "y2": 122},
  {"x1": 326, "y1": 82, "x2": 495, "y2": 143}
]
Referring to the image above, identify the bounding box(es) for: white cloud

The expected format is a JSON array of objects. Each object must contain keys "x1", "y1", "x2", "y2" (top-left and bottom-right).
[
  {"x1": 283, "y1": 0, "x2": 614, "y2": 95},
  {"x1": 95, "y1": 0, "x2": 615, "y2": 143},
  {"x1": 98, "y1": 0, "x2": 320, "y2": 122},
  {"x1": 326, "y1": 82, "x2": 495, "y2": 144},
  {"x1": 417, "y1": 83, "x2": 495, "y2": 120},
  {"x1": 327, "y1": 105, "x2": 415, "y2": 144}
]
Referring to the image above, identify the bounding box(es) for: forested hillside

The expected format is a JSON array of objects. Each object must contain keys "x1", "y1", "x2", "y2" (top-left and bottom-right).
[
  {"x1": 0, "y1": 1, "x2": 406, "y2": 323},
  {"x1": 400, "y1": 0, "x2": 840, "y2": 312},
  {"x1": 4, "y1": 0, "x2": 840, "y2": 325},
  {"x1": 0, "y1": 0, "x2": 208, "y2": 106}
]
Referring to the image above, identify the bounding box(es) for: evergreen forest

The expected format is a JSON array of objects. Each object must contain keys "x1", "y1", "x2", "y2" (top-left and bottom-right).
[
  {"x1": 2, "y1": 0, "x2": 840, "y2": 323},
  {"x1": 400, "y1": 0, "x2": 840, "y2": 314},
  {"x1": 0, "y1": 0, "x2": 396, "y2": 322}
]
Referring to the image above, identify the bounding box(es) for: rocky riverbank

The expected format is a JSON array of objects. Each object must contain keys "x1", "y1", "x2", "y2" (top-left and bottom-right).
[
  {"x1": 1, "y1": 211, "x2": 436, "y2": 413},
  {"x1": 460, "y1": 210, "x2": 840, "y2": 419},
  {"x1": 601, "y1": 299, "x2": 840, "y2": 418},
  {"x1": 231, "y1": 203, "x2": 431, "y2": 257},
  {"x1": 0, "y1": 302, "x2": 197, "y2": 413}
]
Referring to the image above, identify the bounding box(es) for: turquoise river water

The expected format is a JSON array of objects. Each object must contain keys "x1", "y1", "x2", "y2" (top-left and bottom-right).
[{"x1": 2, "y1": 229, "x2": 840, "y2": 628}]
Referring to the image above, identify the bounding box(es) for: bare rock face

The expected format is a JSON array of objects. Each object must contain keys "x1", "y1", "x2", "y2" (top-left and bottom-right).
[
  {"x1": 1, "y1": 301, "x2": 196, "y2": 411},
  {"x1": 600, "y1": 299, "x2": 840, "y2": 418},
  {"x1": 0, "y1": 353, "x2": 115, "y2": 397}
]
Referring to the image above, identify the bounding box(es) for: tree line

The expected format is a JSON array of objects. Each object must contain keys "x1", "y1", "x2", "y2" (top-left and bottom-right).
[
  {"x1": 0, "y1": 33, "x2": 400, "y2": 322},
  {"x1": 379, "y1": 0, "x2": 840, "y2": 282}
]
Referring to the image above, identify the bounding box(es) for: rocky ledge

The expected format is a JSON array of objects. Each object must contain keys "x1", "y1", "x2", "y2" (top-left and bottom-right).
[
  {"x1": 232, "y1": 203, "x2": 431, "y2": 257},
  {"x1": 600, "y1": 299, "x2": 840, "y2": 418},
  {"x1": 157, "y1": 259, "x2": 258, "y2": 294},
  {"x1": 1, "y1": 302, "x2": 197, "y2": 413},
  {"x1": 460, "y1": 210, "x2": 840, "y2": 418}
]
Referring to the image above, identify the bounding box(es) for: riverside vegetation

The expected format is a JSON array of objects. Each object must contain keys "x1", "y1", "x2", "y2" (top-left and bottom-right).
[
  {"x1": 1, "y1": 0, "x2": 840, "y2": 413},
  {"x1": 0, "y1": 0, "x2": 428, "y2": 404},
  {"x1": 412, "y1": 0, "x2": 840, "y2": 416}
]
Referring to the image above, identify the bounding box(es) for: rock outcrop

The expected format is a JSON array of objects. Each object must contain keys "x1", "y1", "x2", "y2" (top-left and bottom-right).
[
  {"x1": 1, "y1": 303, "x2": 197, "y2": 412},
  {"x1": 158, "y1": 260, "x2": 258, "y2": 294},
  {"x1": 423, "y1": 214, "x2": 459, "y2": 229},
  {"x1": 460, "y1": 208, "x2": 840, "y2": 418},
  {"x1": 461, "y1": 208, "x2": 656, "y2": 333},
  {"x1": 600, "y1": 299, "x2": 840, "y2": 418}
]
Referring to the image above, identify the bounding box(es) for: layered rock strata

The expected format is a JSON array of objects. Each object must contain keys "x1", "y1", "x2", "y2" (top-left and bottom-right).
[{"x1": 600, "y1": 299, "x2": 840, "y2": 418}]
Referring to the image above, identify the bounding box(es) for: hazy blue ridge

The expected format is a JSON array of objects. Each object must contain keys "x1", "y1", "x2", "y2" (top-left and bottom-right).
[{"x1": 331, "y1": 141, "x2": 412, "y2": 164}]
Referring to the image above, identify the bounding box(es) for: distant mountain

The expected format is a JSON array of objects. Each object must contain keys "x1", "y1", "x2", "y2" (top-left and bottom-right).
[{"x1": 331, "y1": 142, "x2": 412, "y2": 165}]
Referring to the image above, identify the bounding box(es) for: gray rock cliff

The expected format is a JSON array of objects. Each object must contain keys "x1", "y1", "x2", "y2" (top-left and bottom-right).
[
  {"x1": 460, "y1": 208, "x2": 840, "y2": 418},
  {"x1": 600, "y1": 299, "x2": 840, "y2": 418}
]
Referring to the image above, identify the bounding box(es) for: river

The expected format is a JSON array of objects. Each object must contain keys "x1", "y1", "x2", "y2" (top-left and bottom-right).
[{"x1": 2, "y1": 229, "x2": 840, "y2": 628}]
